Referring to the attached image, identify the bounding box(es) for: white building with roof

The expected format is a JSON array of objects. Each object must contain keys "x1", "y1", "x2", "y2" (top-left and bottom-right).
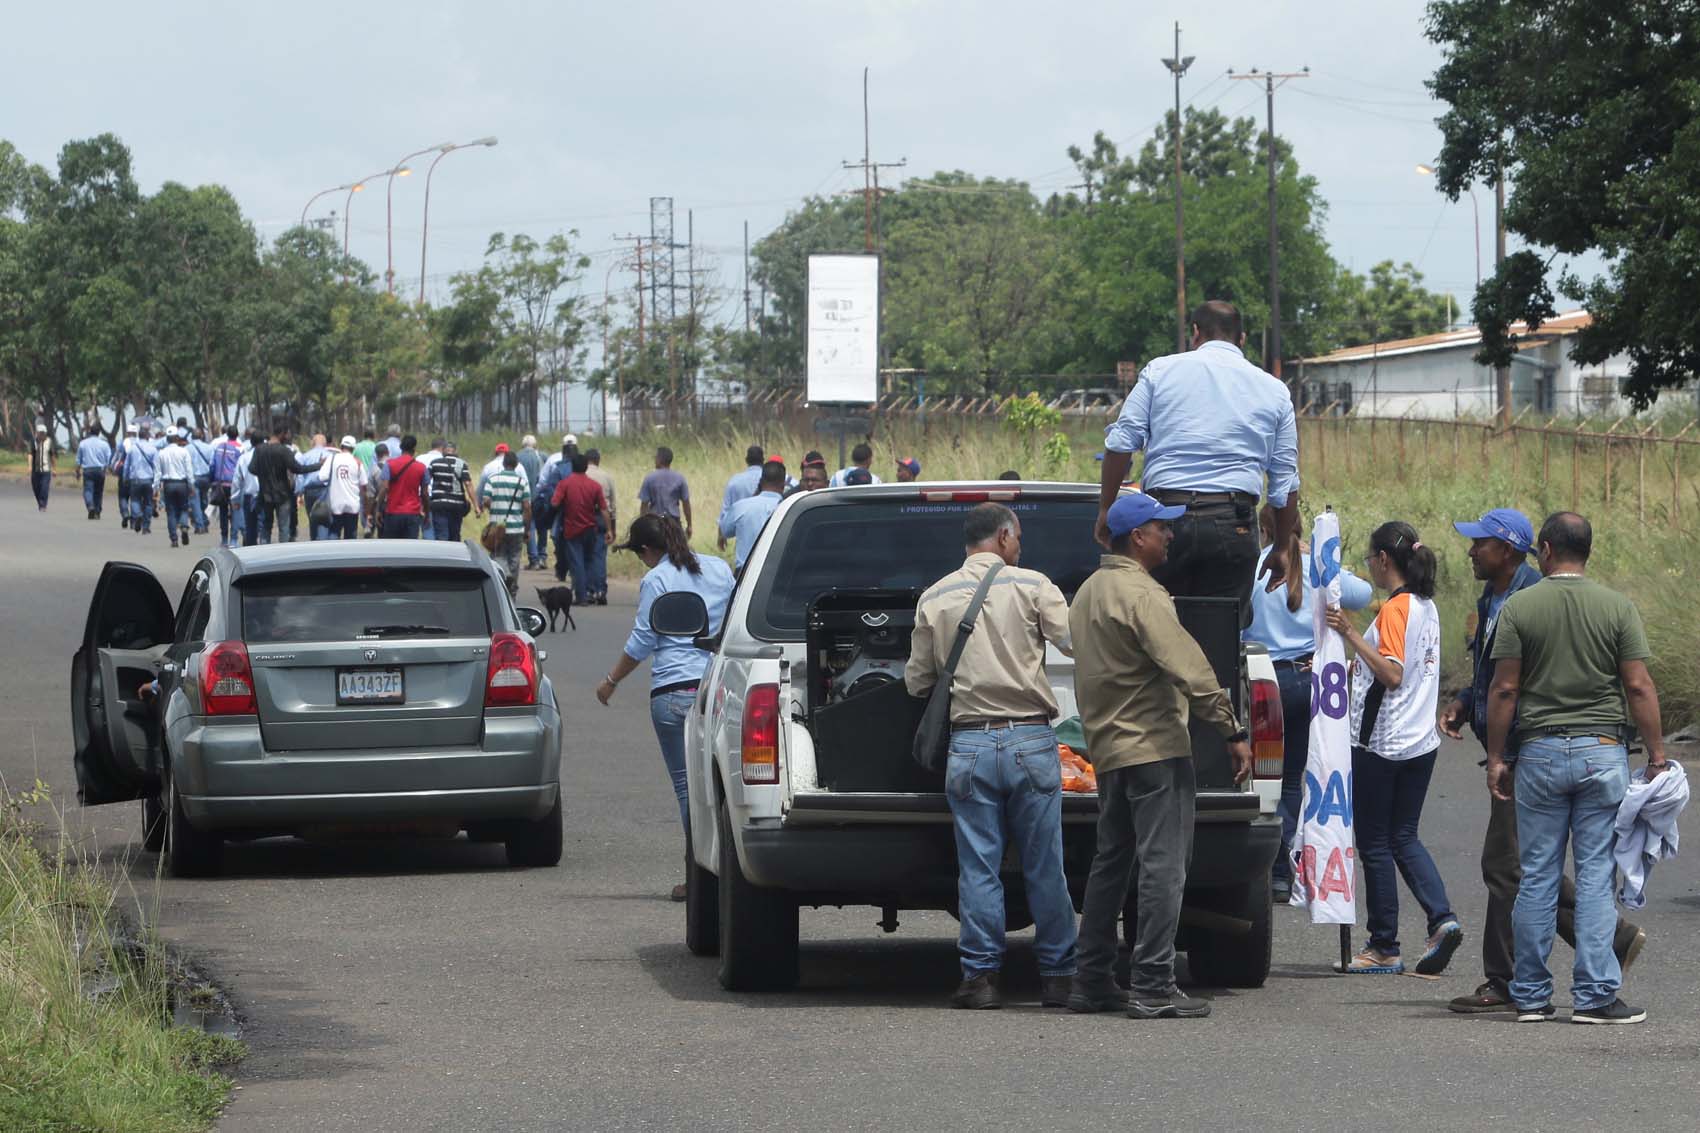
[{"x1": 1295, "y1": 311, "x2": 1646, "y2": 419}]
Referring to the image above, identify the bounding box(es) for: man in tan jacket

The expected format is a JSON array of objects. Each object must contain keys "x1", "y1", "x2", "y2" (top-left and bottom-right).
[
  {"x1": 906, "y1": 503, "x2": 1076, "y2": 1011},
  {"x1": 1068, "y1": 491, "x2": 1253, "y2": 1019}
]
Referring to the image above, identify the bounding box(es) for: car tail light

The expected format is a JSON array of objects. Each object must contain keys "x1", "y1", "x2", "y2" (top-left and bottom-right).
[
  {"x1": 1249, "y1": 676, "x2": 1285, "y2": 779},
  {"x1": 741, "y1": 683, "x2": 780, "y2": 784},
  {"x1": 203, "y1": 641, "x2": 257, "y2": 716},
  {"x1": 485, "y1": 632, "x2": 538, "y2": 707}
]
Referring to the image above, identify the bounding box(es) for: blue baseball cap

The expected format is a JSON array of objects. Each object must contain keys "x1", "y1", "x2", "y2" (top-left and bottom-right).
[
  {"x1": 1106, "y1": 491, "x2": 1185, "y2": 538},
  {"x1": 1454, "y1": 508, "x2": 1534, "y2": 554}
]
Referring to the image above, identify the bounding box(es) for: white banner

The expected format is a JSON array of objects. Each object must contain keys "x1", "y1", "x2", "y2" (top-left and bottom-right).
[
  {"x1": 1290, "y1": 511, "x2": 1358, "y2": 924},
  {"x1": 805, "y1": 254, "x2": 880, "y2": 404}
]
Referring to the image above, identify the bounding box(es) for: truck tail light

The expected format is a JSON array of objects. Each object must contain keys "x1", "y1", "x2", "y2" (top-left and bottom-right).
[
  {"x1": 1249, "y1": 676, "x2": 1285, "y2": 779},
  {"x1": 485, "y1": 632, "x2": 538, "y2": 707},
  {"x1": 741, "y1": 683, "x2": 780, "y2": 784},
  {"x1": 203, "y1": 641, "x2": 257, "y2": 716}
]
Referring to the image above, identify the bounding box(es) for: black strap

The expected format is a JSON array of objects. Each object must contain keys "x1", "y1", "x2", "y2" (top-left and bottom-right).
[{"x1": 939, "y1": 563, "x2": 1002, "y2": 685}]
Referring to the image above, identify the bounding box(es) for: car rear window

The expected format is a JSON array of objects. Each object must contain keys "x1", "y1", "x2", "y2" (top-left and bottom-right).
[
  {"x1": 239, "y1": 569, "x2": 491, "y2": 643},
  {"x1": 748, "y1": 497, "x2": 1103, "y2": 638}
]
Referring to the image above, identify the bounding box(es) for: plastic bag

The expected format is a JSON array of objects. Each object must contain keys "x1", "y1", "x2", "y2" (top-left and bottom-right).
[{"x1": 1058, "y1": 744, "x2": 1097, "y2": 793}]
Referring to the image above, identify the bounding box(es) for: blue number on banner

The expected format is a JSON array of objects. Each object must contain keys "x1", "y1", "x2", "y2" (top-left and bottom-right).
[
  {"x1": 1310, "y1": 662, "x2": 1348, "y2": 721},
  {"x1": 1301, "y1": 769, "x2": 1354, "y2": 827},
  {"x1": 1309, "y1": 535, "x2": 1341, "y2": 588}
]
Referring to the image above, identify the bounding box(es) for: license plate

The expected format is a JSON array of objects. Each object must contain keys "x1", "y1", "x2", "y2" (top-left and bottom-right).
[{"x1": 336, "y1": 668, "x2": 404, "y2": 704}]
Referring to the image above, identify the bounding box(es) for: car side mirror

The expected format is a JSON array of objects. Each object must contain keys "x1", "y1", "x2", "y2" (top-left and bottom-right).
[
  {"x1": 650, "y1": 591, "x2": 709, "y2": 637},
  {"x1": 517, "y1": 607, "x2": 548, "y2": 637}
]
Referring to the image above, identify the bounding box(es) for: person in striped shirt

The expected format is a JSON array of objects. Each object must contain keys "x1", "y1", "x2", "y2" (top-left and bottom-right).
[{"x1": 479, "y1": 451, "x2": 531, "y2": 595}]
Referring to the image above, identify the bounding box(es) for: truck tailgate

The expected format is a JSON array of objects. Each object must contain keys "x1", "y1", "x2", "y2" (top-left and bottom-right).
[{"x1": 783, "y1": 789, "x2": 1261, "y2": 826}]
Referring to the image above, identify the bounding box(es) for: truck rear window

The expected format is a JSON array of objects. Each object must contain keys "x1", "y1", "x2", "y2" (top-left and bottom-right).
[
  {"x1": 749, "y1": 497, "x2": 1103, "y2": 638},
  {"x1": 239, "y1": 570, "x2": 491, "y2": 643}
]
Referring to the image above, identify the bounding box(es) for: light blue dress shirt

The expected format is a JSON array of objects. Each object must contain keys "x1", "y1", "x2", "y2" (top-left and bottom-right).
[
  {"x1": 719, "y1": 464, "x2": 762, "y2": 529},
  {"x1": 121, "y1": 439, "x2": 159, "y2": 483},
  {"x1": 1104, "y1": 339, "x2": 1300, "y2": 506},
  {"x1": 624, "y1": 556, "x2": 737, "y2": 689},
  {"x1": 189, "y1": 438, "x2": 215, "y2": 477},
  {"x1": 1244, "y1": 545, "x2": 1373, "y2": 661},
  {"x1": 721, "y1": 489, "x2": 784, "y2": 569},
  {"x1": 77, "y1": 435, "x2": 112, "y2": 470}
]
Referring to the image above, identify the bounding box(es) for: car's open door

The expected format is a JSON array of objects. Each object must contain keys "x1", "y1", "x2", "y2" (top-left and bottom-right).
[{"x1": 71, "y1": 562, "x2": 174, "y2": 806}]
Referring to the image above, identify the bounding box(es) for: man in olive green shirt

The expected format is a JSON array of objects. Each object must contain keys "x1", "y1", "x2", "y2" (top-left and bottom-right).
[{"x1": 1068, "y1": 492, "x2": 1253, "y2": 1019}]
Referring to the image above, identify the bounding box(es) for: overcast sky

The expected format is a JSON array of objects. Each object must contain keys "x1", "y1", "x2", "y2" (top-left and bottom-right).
[{"x1": 4, "y1": 0, "x2": 1591, "y2": 337}]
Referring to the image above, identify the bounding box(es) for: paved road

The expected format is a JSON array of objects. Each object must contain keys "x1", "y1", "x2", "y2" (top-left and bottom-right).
[{"x1": 4, "y1": 485, "x2": 1699, "y2": 1131}]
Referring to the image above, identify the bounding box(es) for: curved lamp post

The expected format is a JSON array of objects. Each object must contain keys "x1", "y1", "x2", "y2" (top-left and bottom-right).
[
  {"x1": 1416, "y1": 163, "x2": 1480, "y2": 289},
  {"x1": 338, "y1": 169, "x2": 395, "y2": 280},
  {"x1": 418, "y1": 136, "x2": 499, "y2": 305},
  {"x1": 300, "y1": 181, "x2": 355, "y2": 229},
  {"x1": 384, "y1": 143, "x2": 453, "y2": 293}
]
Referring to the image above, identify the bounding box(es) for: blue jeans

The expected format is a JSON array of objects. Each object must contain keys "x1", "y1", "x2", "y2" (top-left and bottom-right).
[
  {"x1": 161, "y1": 480, "x2": 194, "y2": 538},
  {"x1": 382, "y1": 513, "x2": 422, "y2": 539},
  {"x1": 528, "y1": 506, "x2": 550, "y2": 565},
  {"x1": 82, "y1": 470, "x2": 105, "y2": 514},
  {"x1": 255, "y1": 498, "x2": 288, "y2": 545},
  {"x1": 125, "y1": 482, "x2": 154, "y2": 531},
  {"x1": 1511, "y1": 736, "x2": 1629, "y2": 1010},
  {"x1": 945, "y1": 723, "x2": 1078, "y2": 979},
  {"x1": 430, "y1": 507, "x2": 464, "y2": 543},
  {"x1": 588, "y1": 527, "x2": 608, "y2": 597},
  {"x1": 31, "y1": 471, "x2": 51, "y2": 508},
  {"x1": 1271, "y1": 662, "x2": 1313, "y2": 886},
  {"x1": 1352, "y1": 747, "x2": 1454, "y2": 956},
  {"x1": 649, "y1": 688, "x2": 695, "y2": 831},
  {"x1": 241, "y1": 495, "x2": 258, "y2": 546},
  {"x1": 192, "y1": 476, "x2": 210, "y2": 531},
  {"x1": 560, "y1": 529, "x2": 599, "y2": 603}
]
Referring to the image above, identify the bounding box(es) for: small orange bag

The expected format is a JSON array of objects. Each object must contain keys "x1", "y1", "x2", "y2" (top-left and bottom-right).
[{"x1": 1058, "y1": 744, "x2": 1097, "y2": 793}]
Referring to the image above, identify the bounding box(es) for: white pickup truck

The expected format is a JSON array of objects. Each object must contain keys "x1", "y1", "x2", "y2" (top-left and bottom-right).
[{"x1": 657, "y1": 482, "x2": 1285, "y2": 992}]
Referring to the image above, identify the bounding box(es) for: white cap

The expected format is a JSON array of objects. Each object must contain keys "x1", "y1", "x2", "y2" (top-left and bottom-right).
[
  {"x1": 164, "y1": 426, "x2": 178, "y2": 438},
  {"x1": 125, "y1": 423, "x2": 138, "y2": 434},
  {"x1": 562, "y1": 433, "x2": 577, "y2": 446},
  {"x1": 340, "y1": 434, "x2": 357, "y2": 448},
  {"x1": 35, "y1": 423, "x2": 46, "y2": 432}
]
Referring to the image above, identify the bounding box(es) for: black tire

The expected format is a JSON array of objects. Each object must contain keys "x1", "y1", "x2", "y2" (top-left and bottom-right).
[
  {"x1": 165, "y1": 762, "x2": 222, "y2": 878},
  {"x1": 716, "y1": 799, "x2": 798, "y2": 990},
  {"x1": 1185, "y1": 878, "x2": 1273, "y2": 988},
  {"x1": 141, "y1": 791, "x2": 166, "y2": 853},
  {"x1": 684, "y1": 817, "x2": 720, "y2": 957},
  {"x1": 505, "y1": 788, "x2": 563, "y2": 867}
]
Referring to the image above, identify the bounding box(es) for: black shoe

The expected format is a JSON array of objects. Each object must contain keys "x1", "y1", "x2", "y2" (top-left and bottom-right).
[
  {"x1": 1272, "y1": 879, "x2": 1292, "y2": 904},
  {"x1": 1129, "y1": 991, "x2": 1212, "y2": 1019},
  {"x1": 1066, "y1": 982, "x2": 1130, "y2": 1013},
  {"x1": 1039, "y1": 974, "x2": 1073, "y2": 1008},
  {"x1": 1450, "y1": 982, "x2": 1515, "y2": 1014},
  {"x1": 181, "y1": 527, "x2": 190, "y2": 545},
  {"x1": 950, "y1": 974, "x2": 1001, "y2": 1010},
  {"x1": 1572, "y1": 999, "x2": 1646, "y2": 1025},
  {"x1": 1515, "y1": 1004, "x2": 1556, "y2": 1023},
  {"x1": 1615, "y1": 926, "x2": 1647, "y2": 973},
  {"x1": 121, "y1": 516, "x2": 130, "y2": 529}
]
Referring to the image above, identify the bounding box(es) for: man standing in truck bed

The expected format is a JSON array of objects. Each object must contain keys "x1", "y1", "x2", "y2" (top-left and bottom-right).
[
  {"x1": 905, "y1": 503, "x2": 1077, "y2": 1011},
  {"x1": 1095, "y1": 300, "x2": 1300, "y2": 622}
]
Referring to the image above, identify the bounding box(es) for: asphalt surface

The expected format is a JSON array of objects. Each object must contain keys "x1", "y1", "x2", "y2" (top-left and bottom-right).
[{"x1": 5, "y1": 483, "x2": 1700, "y2": 1131}]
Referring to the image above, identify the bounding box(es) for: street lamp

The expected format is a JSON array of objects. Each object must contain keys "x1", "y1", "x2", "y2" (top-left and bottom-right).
[
  {"x1": 340, "y1": 169, "x2": 395, "y2": 280},
  {"x1": 385, "y1": 143, "x2": 454, "y2": 294},
  {"x1": 418, "y1": 136, "x2": 499, "y2": 305},
  {"x1": 1416, "y1": 163, "x2": 1480, "y2": 289},
  {"x1": 301, "y1": 181, "x2": 355, "y2": 229}
]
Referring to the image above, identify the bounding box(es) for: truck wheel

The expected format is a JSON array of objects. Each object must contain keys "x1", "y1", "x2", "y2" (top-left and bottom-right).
[
  {"x1": 1185, "y1": 878, "x2": 1273, "y2": 989},
  {"x1": 141, "y1": 791, "x2": 166, "y2": 853},
  {"x1": 165, "y1": 760, "x2": 222, "y2": 879},
  {"x1": 716, "y1": 799, "x2": 798, "y2": 990},
  {"x1": 684, "y1": 818, "x2": 720, "y2": 956},
  {"x1": 505, "y1": 789, "x2": 563, "y2": 867}
]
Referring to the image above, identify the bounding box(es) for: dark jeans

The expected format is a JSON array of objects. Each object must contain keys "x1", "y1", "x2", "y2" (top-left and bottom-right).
[
  {"x1": 559, "y1": 529, "x2": 599, "y2": 603},
  {"x1": 1147, "y1": 497, "x2": 1260, "y2": 627},
  {"x1": 1270, "y1": 661, "x2": 1313, "y2": 887},
  {"x1": 382, "y1": 513, "x2": 422, "y2": 539},
  {"x1": 430, "y1": 506, "x2": 465, "y2": 543},
  {"x1": 1481, "y1": 792, "x2": 1638, "y2": 991},
  {"x1": 125, "y1": 482, "x2": 154, "y2": 532},
  {"x1": 529, "y1": 501, "x2": 551, "y2": 565},
  {"x1": 82, "y1": 470, "x2": 105, "y2": 515},
  {"x1": 30, "y1": 471, "x2": 51, "y2": 508},
  {"x1": 302, "y1": 485, "x2": 327, "y2": 540},
  {"x1": 328, "y1": 513, "x2": 359, "y2": 540},
  {"x1": 256, "y1": 497, "x2": 290, "y2": 544},
  {"x1": 1077, "y1": 758, "x2": 1196, "y2": 997},
  {"x1": 588, "y1": 526, "x2": 609, "y2": 597},
  {"x1": 192, "y1": 476, "x2": 210, "y2": 531},
  {"x1": 1352, "y1": 747, "x2": 1454, "y2": 955},
  {"x1": 161, "y1": 480, "x2": 194, "y2": 539},
  {"x1": 241, "y1": 495, "x2": 258, "y2": 546}
]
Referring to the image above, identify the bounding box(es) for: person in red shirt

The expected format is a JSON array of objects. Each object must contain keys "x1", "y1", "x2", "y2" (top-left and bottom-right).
[
  {"x1": 551, "y1": 453, "x2": 609, "y2": 602},
  {"x1": 378, "y1": 435, "x2": 430, "y2": 539}
]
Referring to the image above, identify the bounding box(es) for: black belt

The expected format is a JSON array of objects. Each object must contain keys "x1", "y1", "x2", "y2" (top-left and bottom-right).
[
  {"x1": 953, "y1": 715, "x2": 1050, "y2": 731},
  {"x1": 1149, "y1": 489, "x2": 1258, "y2": 508},
  {"x1": 1273, "y1": 655, "x2": 1313, "y2": 671},
  {"x1": 652, "y1": 681, "x2": 700, "y2": 699},
  {"x1": 1525, "y1": 725, "x2": 1631, "y2": 742}
]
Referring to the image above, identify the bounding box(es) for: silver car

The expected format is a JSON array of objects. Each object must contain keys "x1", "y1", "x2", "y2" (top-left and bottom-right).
[{"x1": 71, "y1": 541, "x2": 563, "y2": 877}]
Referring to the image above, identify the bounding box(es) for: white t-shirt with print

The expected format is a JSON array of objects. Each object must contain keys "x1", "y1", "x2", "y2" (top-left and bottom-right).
[
  {"x1": 320, "y1": 450, "x2": 370, "y2": 515},
  {"x1": 1347, "y1": 591, "x2": 1442, "y2": 760}
]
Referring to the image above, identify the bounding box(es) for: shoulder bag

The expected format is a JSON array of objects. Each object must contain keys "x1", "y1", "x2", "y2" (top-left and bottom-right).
[{"x1": 911, "y1": 562, "x2": 1003, "y2": 773}]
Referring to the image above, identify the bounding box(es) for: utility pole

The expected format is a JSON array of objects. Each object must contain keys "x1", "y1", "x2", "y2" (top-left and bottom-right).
[
  {"x1": 1230, "y1": 66, "x2": 1308, "y2": 379},
  {"x1": 843, "y1": 67, "x2": 906, "y2": 251},
  {"x1": 1494, "y1": 168, "x2": 1510, "y2": 429},
  {"x1": 743, "y1": 219, "x2": 752, "y2": 332},
  {"x1": 612, "y1": 234, "x2": 648, "y2": 353},
  {"x1": 1162, "y1": 24, "x2": 1196, "y2": 354}
]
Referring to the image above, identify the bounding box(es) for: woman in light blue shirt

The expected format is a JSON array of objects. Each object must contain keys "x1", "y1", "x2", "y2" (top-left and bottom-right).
[
  {"x1": 1245, "y1": 507, "x2": 1372, "y2": 901},
  {"x1": 596, "y1": 514, "x2": 736, "y2": 900}
]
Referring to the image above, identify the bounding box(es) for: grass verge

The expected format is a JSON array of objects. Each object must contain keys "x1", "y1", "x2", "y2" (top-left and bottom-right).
[{"x1": 0, "y1": 783, "x2": 242, "y2": 1133}]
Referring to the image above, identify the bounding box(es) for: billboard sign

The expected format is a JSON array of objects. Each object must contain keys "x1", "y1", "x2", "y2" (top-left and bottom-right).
[{"x1": 806, "y1": 254, "x2": 880, "y2": 404}]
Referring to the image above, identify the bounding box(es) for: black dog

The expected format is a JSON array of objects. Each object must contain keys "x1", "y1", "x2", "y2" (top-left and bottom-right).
[{"x1": 534, "y1": 586, "x2": 577, "y2": 632}]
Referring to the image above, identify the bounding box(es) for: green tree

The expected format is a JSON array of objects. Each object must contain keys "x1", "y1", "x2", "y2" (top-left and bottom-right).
[
  {"x1": 1425, "y1": 0, "x2": 1700, "y2": 407},
  {"x1": 1328, "y1": 261, "x2": 1456, "y2": 347}
]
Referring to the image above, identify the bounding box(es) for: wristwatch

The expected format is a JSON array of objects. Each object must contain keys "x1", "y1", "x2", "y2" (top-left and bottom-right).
[{"x1": 1226, "y1": 729, "x2": 1249, "y2": 744}]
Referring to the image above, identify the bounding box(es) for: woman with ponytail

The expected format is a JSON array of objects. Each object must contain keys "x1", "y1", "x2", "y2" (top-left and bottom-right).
[
  {"x1": 596, "y1": 514, "x2": 736, "y2": 900},
  {"x1": 1244, "y1": 506, "x2": 1372, "y2": 902},
  {"x1": 1325, "y1": 520, "x2": 1462, "y2": 975}
]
